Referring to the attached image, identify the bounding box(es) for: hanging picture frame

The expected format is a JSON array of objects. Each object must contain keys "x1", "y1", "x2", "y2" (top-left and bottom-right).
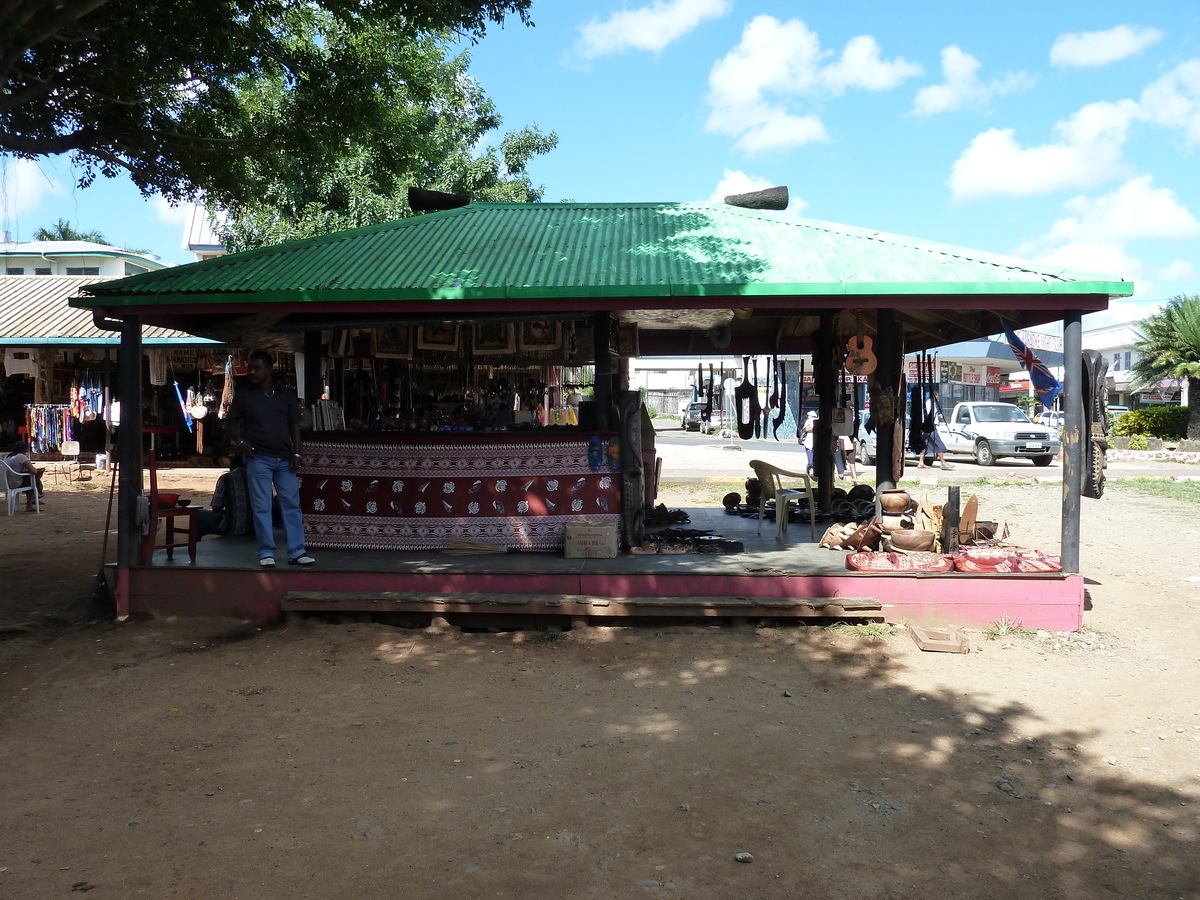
[
  {"x1": 472, "y1": 322, "x2": 514, "y2": 355},
  {"x1": 519, "y1": 320, "x2": 561, "y2": 352},
  {"x1": 375, "y1": 326, "x2": 412, "y2": 359},
  {"x1": 617, "y1": 323, "x2": 640, "y2": 357},
  {"x1": 417, "y1": 323, "x2": 460, "y2": 352}
]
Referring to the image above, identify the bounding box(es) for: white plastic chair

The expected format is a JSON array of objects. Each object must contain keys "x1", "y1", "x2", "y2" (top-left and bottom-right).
[
  {"x1": 749, "y1": 459, "x2": 816, "y2": 540},
  {"x1": 1, "y1": 458, "x2": 40, "y2": 515},
  {"x1": 48, "y1": 440, "x2": 81, "y2": 484}
]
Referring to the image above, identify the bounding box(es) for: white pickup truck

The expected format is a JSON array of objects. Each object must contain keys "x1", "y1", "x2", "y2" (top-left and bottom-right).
[{"x1": 943, "y1": 402, "x2": 1060, "y2": 466}]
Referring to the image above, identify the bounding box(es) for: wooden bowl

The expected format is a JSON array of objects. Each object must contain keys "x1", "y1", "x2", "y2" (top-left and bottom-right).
[
  {"x1": 885, "y1": 529, "x2": 936, "y2": 551},
  {"x1": 878, "y1": 489, "x2": 911, "y2": 514}
]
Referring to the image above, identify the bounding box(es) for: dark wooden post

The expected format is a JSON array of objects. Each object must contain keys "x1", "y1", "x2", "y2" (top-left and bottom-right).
[
  {"x1": 875, "y1": 308, "x2": 898, "y2": 491},
  {"x1": 115, "y1": 314, "x2": 143, "y2": 618},
  {"x1": 617, "y1": 391, "x2": 645, "y2": 549},
  {"x1": 814, "y1": 311, "x2": 835, "y2": 513},
  {"x1": 303, "y1": 330, "x2": 323, "y2": 404},
  {"x1": 593, "y1": 312, "x2": 614, "y2": 431},
  {"x1": 1061, "y1": 312, "x2": 1083, "y2": 573}
]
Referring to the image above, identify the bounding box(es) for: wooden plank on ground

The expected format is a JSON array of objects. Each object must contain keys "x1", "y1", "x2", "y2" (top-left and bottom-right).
[
  {"x1": 282, "y1": 590, "x2": 881, "y2": 618},
  {"x1": 908, "y1": 624, "x2": 970, "y2": 653}
]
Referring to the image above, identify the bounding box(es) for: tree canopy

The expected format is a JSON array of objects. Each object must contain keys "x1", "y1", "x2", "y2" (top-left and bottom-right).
[
  {"x1": 1131, "y1": 295, "x2": 1200, "y2": 439},
  {"x1": 34, "y1": 218, "x2": 106, "y2": 243},
  {"x1": 1, "y1": 0, "x2": 533, "y2": 204},
  {"x1": 217, "y1": 27, "x2": 557, "y2": 250}
]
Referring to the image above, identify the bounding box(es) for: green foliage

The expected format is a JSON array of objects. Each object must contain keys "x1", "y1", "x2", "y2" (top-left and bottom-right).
[
  {"x1": 1106, "y1": 478, "x2": 1200, "y2": 504},
  {"x1": 1, "y1": 0, "x2": 533, "y2": 205},
  {"x1": 1111, "y1": 405, "x2": 1189, "y2": 439},
  {"x1": 983, "y1": 616, "x2": 1034, "y2": 639},
  {"x1": 216, "y1": 27, "x2": 557, "y2": 249},
  {"x1": 34, "y1": 219, "x2": 106, "y2": 243},
  {"x1": 1127, "y1": 434, "x2": 1149, "y2": 450},
  {"x1": 1132, "y1": 296, "x2": 1200, "y2": 439}
]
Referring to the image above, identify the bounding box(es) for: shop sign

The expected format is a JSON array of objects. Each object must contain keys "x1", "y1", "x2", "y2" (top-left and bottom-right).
[
  {"x1": 939, "y1": 360, "x2": 963, "y2": 383},
  {"x1": 167, "y1": 349, "x2": 199, "y2": 369},
  {"x1": 955, "y1": 364, "x2": 1004, "y2": 386}
]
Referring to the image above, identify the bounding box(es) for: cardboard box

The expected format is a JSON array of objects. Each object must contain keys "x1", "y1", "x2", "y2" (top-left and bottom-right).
[{"x1": 563, "y1": 520, "x2": 619, "y2": 558}]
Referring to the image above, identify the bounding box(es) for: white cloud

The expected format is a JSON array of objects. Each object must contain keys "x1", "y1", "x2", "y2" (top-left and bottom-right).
[
  {"x1": 1050, "y1": 25, "x2": 1164, "y2": 68},
  {"x1": 821, "y1": 35, "x2": 923, "y2": 94},
  {"x1": 151, "y1": 195, "x2": 191, "y2": 228},
  {"x1": 707, "y1": 169, "x2": 808, "y2": 214},
  {"x1": 708, "y1": 170, "x2": 773, "y2": 201},
  {"x1": 948, "y1": 100, "x2": 1137, "y2": 200},
  {"x1": 1032, "y1": 176, "x2": 1200, "y2": 247},
  {"x1": 912, "y1": 45, "x2": 1034, "y2": 116},
  {"x1": 706, "y1": 15, "x2": 921, "y2": 154},
  {"x1": 1084, "y1": 297, "x2": 1165, "y2": 329},
  {"x1": 575, "y1": 0, "x2": 730, "y2": 58},
  {"x1": 1158, "y1": 259, "x2": 1195, "y2": 281},
  {"x1": 1138, "y1": 59, "x2": 1200, "y2": 145},
  {"x1": 1013, "y1": 177, "x2": 1198, "y2": 299},
  {"x1": 0, "y1": 157, "x2": 65, "y2": 221},
  {"x1": 1032, "y1": 241, "x2": 1143, "y2": 280}
]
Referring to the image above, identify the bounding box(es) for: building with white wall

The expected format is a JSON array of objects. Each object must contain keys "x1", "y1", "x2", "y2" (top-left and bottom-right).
[{"x1": 1, "y1": 238, "x2": 165, "y2": 278}]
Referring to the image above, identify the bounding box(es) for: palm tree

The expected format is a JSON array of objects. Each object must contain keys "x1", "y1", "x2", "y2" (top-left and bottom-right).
[
  {"x1": 34, "y1": 218, "x2": 107, "y2": 243},
  {"x1": 1130, "y1": 295, "x2": 1200, "y2": 439}
]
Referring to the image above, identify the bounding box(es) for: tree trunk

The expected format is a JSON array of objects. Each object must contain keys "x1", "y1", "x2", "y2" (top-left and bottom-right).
[{"x1": 1189, "y1": 375, "x2": 1200, "y2": 440}]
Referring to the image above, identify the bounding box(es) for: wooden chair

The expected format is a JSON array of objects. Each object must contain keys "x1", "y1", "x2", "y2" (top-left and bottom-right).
[
  {"x1": 749, "y1": 459, "x2": 816, "y2": 540},
  {"x1": 142, "y1": 450, "x2": 199, "y2": 564},
  {"x1": 48, "y1": 440, "x2": 81, "y2": 484},
  {"x1": 1, "y1": 458, "x2": 39, "y2": 515}
]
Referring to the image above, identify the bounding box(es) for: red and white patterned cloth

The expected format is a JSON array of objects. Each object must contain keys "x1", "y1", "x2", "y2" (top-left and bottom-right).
[
  {"x1": 846, "y1": 551, "x2": 954, "y2": 573},
  {"x1": 298, "y1": 435, "x2": 620, "y2": 550},
  {"x1": 952, "y1": 548, "x2": 1062, "y2": 573}
]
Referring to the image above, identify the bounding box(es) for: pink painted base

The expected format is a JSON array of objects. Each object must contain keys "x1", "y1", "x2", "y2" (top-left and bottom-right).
[{"x1": 125, "y1": 567, "x2": 1084, "y2": 632}]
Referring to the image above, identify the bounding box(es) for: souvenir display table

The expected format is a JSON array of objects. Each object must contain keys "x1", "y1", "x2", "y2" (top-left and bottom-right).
[{"x1": 298, "y1": 432, "x2": 621, "y2": 551}]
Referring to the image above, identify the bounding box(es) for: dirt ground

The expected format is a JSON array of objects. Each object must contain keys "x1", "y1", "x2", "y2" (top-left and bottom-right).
[{"x1": 1, "y1": 469, "x2": 1198, "y2": 899}]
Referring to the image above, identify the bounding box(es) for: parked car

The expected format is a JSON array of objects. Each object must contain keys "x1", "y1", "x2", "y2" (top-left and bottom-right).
[
  {"x1": 857, "y1": 419, "x2": 951, "y2": 466},
  {"x1": 858, "y1": 401, "x2": 1059, "y2": 467},
  {"x1": 1037, "y1": 410, "x2": 1066, "y2": 430},
  {"x1": 944, "y1": 402, "x2": 1060, "y2": 466},
  {"x1": 682, "y1": 402, "x2": 725, "y2": 434}
]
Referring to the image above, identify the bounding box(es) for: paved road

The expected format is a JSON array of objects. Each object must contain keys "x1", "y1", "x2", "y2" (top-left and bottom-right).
[{"x1": 651, "y1": 426, "x2": 1200, "y2": 482}]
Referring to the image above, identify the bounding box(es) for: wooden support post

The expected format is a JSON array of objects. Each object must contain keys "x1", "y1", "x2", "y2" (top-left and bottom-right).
[
  {"x1": 593, "y1": 312, "x2": 614, "y2": 431},
  {"x1": 115, "y1": 315, "x2": 143, "y2": 617},
  {"x1": 814, "y1": 311, "x2": 835, "y2": 514},
  {"x1": 875, "y1": 308, "x2": 898, "y2": 491},
  {"x1": 1061, "y1": 312, "x2": 1082, "y2": 574},
  {"x1": 617, "y1": 390, "x2": 645, "y2": 550},
  {"x1": 303, "y1": 330, "x2": 323, "y2": 405},
  {"x1": 945, "y1": 485, "x2": 960, "y2": 555}
]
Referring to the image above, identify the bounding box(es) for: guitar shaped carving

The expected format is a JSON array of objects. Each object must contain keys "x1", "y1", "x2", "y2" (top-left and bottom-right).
[{"x1": 845, "y1": 309, "x2": 877, "y2": 375}]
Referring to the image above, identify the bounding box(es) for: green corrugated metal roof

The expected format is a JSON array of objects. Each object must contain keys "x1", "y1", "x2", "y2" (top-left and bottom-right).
[
  {"x1": 1, "y1": 276, "x2": 218, "y2": 344},
  {"x1": 78, "y1": 203, "x2": 1133, "y2": 308}
]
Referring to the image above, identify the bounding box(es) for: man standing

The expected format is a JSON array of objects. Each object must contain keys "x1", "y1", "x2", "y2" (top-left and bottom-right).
[{"x1": 226, "y1": 350, "x2": 315, "y2": 568}]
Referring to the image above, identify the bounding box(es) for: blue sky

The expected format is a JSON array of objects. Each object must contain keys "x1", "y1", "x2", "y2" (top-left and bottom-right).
[{"x1": 3, "y1": 0, "x2": 1198, "y2": 330}]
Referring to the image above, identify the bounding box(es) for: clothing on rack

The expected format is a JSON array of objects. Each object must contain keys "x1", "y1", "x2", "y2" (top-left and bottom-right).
[{"x1": 25, "y1": 404, "x2": 72, "y2": 452}]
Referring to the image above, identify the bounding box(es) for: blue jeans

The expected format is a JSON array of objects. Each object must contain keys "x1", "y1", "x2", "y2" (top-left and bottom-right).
[{"x1": 244, "y1": 455, "x2": 306, "y2": 561}]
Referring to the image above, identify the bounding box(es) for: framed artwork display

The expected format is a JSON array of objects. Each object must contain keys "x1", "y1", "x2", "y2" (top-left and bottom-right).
[
  {"x1": 519, "y1": 320, "x2": 561, "y2": 352},
  {"x1": 472, "y1": 322, "x2": 515, "y2": 355},
  {"x1": 375, "y1": 326, "x2": 412, "y2": 358},
  {"x1": 417, "y1": 324, "x2": 460, "y2": 352}
]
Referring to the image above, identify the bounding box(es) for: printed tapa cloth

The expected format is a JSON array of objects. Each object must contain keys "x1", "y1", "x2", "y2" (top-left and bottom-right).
[{"x1": 298, "y1": 436, "x2": 621, "y2": 550}]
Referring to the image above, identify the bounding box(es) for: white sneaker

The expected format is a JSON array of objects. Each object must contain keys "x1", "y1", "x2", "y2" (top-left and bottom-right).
[
  {"x1": 259, "y1": 556, "x2": 276, "y2": 568},
  {"x1": 288, "y1": 555, "x2": 316, "y2": 566}
]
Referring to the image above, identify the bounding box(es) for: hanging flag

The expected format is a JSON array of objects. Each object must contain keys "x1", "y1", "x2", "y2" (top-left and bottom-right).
[{"x1": 1002, "y1": 323, "x2": 1062, "y2": 405}]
